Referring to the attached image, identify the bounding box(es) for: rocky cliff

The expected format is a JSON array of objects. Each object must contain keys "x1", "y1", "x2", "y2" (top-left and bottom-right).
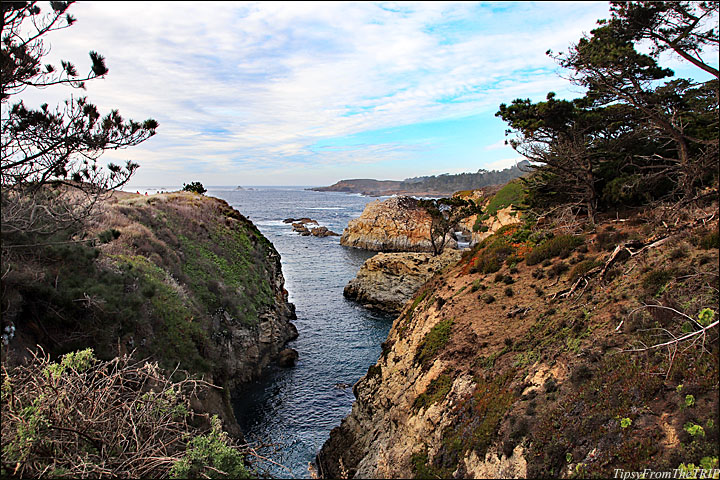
[
  {"x1": 456, "y1": 180, "x2": 524, "y2": 246},
  {"x1": 319, "y1": 201, "x2": 719, "y2": 478},
  {"x1": 1, "y1": 191, "x2": 298, "y2": 434},
  {"x1": 340, "y1": 196, "x2": 458, "y2": 252},
  {"x1": 344, "y1": 250, "x2": 462, "y2": 314}
]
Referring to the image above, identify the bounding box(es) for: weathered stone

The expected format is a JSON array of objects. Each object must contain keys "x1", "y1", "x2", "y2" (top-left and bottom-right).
[
  {"x1": 311, "y1": 226, "x2": 340, "y2": 237},
  {"x1": 340, "y1": 196, "x2": 457, "y2": 252},
  {"x1": 284, "y1": 217, "x2": 319, "y2": 225},
  {"x1": 344, "y1": 250, "x2": 462, "y2": 314},
  {"x1": 277, "y1": 348, "x2": 299, "y2": 367}
]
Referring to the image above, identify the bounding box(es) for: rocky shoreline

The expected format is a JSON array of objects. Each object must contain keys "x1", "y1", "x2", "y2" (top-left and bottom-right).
[
  {"x1": 284, "y1": 217, "x2": 340, "y2": 237},
  {"x1": 343, "y1": 250, "x2": 462, "y2": 314}
]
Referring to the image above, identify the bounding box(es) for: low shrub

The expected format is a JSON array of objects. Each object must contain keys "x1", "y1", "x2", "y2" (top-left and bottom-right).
[
  {"x1": 526, "y1": 235, "x2": 585, "y2": 266},
  {"x1": 413, "y1": 374, "x2": 453, "y2": 411},
  {"x1": 549, "y1": 262, "x2": 569, "y2": 278},
  {"x1": 568, "y1": 258, "x2": 601, "y2": 282},
  {"x1": 415, "y1": 319, "x2": 454, "y2": 369},
  {"x1": 0, "y1": 349, "x2": 252, "y2": 479},
  {"x1": 641, "y1": 268, "x2": 676, "y2": 296},
  {"x1": 699, "y1": 231, "x2": 719, "y2": 250},
  {"x1": 474, "y1": 235, "x2": 515, "y2": 274}
]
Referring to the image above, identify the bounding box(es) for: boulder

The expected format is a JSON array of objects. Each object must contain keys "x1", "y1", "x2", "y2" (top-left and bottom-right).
[
  {"x1": 284, "y1": 217, "x2": 319, "y2": 225},
  {"x1": 277, "y1": 348, "x2": 299, "y2": 367},
  {"x1": 292, "y1": 223, "x2": 312, "y2": 236},
  {"x1": 311, "y1": 226, "x2": 340, "y2": 237}
]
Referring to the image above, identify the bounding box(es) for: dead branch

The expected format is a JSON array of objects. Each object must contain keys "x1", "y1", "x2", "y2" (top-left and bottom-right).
[{"x1": 0, "y1": 349, "x2": 280, "y2": 478}]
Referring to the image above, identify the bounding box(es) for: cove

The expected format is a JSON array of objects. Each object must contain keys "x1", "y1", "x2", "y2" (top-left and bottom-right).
[{"x1": 209, "y1": 186, "x2": 393, "y2": 478}]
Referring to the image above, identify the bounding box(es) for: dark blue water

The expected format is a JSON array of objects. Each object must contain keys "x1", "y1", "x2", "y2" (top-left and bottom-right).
[{"x1": 206, "y1": 186, "x2": 393, "y2": 478}]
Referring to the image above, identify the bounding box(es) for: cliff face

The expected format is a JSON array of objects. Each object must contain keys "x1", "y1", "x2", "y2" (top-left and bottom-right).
[
  {"x1": 97, "y1": 192, "x2": 298, "y2": 387},
  {"x1": 319, "y1": 202, "x2": 719, "y2": 478},
  {"x1": 2, "y1": 191, "x2": 297, "y2": 434},
  {"x1": 344, "y1": 250, "x2": 462, "y2": 314},
  {"x1": 456, "y1": 181, "x2": 524, "y2": 246},
  {"x1": 340, "y1": 196, "x2": 458, "y2": 252}
]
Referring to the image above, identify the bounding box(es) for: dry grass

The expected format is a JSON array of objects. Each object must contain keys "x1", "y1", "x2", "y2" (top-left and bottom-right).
[{"x1": 0, "y1": 348, "x2": 253, "y2": 478}]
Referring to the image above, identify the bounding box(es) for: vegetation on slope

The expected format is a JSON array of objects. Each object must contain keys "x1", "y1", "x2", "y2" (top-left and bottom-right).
[
  {"x1": 404, "y1": 200, "x2": 719, "y2": 478},
  {"x1": 1, "y1": 348, "x2": 253, "y2": 479},
  {"x1": 2, "y1": 191, "x2": 284, "y2": 376}
]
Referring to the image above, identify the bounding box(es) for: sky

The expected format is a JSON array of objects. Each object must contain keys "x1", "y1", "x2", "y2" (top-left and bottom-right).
[{"x1": 14, "y1": 1, "x2": 719, "y2": 187}]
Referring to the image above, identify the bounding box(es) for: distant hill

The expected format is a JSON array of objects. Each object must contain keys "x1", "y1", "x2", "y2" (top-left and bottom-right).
[{"x1": 311, "y1": 161, "x2": 530, "y2": 196}]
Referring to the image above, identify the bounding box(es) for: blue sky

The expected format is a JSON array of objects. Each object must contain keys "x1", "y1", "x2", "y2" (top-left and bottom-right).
[{"x1": 17, "y1": 1, "x2": 718, "y2": 187}]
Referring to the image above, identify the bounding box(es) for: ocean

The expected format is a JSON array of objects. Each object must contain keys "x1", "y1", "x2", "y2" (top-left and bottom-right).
[{"x1": 198, "y1": 186, "x2": 395, "y2": 478}]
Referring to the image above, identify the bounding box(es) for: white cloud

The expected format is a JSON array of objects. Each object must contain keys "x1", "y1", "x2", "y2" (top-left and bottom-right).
[
  {"x1": 484, "y1": 156, "x2": 526, "y2": 171},
  {"x1": 13, "y1": 1, "x2": 614, "y2": 184}
]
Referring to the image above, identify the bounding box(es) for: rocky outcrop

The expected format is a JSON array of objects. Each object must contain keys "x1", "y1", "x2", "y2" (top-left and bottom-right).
[
  {"x1": 291, "y1": 220, "x2": 340, "y2": 237},
  {"x1": 455, "y1": 182, "x2": 523, "y2": 245},
  {"x1": 2, "y1": 191, "x2": 298, "y2": 438},
  {"x1": 343, "y1": 250, "x2": 462, "y2": 314},
  {"x1": 318, "y1": 202, "x2": 720, "y2": 478},
  {"x1": 340, "y1": 196, "x2": 457, "y2": 252},
  {"x1": 459, "y1": 204, "x2": 522, "y2": 245},
  {"x1": 277, "y1": 348, "x2": 299, "y2": 367},
  {"x1": 284, "y1": 217, "x2": 319, "y2": 225}
]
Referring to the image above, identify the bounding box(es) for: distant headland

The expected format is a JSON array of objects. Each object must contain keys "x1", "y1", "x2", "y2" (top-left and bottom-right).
[{"x1": 309, "y1": 160, "x2": 529, "y2": 196}]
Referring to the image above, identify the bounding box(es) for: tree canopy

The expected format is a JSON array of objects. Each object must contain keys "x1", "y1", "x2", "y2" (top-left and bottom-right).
[
  {"x1": 1, "y1": 1, "x2": 157, "y2": 240},
  {"x1": 183, "y1": 182, "x2": 207, "y2": 195},
  {"x1": 418, "y1": 196, "x2": 483, "y2": 255},
  {"x1": 497, "y1": 0, "x2": 718, "y2": 222}
]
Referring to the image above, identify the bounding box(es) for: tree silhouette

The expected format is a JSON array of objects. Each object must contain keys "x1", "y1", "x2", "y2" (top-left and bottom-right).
[
  {"x1": 1, "y1": 1, "x2": 158, "y2": 240},
  {"x1": 418, "y1": 197, "x2": 482, "y2": 255}
]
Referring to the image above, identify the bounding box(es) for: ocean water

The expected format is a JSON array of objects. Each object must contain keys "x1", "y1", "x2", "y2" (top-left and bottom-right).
[{"x1": 199, "y1": 186, "x2": 395, "y2": 478}]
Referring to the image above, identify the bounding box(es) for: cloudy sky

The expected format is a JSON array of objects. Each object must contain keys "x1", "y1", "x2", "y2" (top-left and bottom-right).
[{"x1": 16, "y1": 1, "x2": 717, "y2": 187}]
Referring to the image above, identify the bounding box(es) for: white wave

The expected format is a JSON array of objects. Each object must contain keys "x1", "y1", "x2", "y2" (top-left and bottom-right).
[{"x1": 255, "y1": 220, "x2": 292, "y2": 227}]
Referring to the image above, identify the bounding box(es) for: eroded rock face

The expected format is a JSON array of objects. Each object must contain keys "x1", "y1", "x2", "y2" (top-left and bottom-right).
[
  {"x1": 84, "y1": 192, "x2": 298, "y2": 436},
  {"x1": 290, "y1": 219, "x2": 339, "y2": 237},
  {"x1": 340, "y1": 196, "x2": 457, "y2": 252},
  {"x1": 343, "y1": 250, "x2": 462, "y2": 314},
  {"x1": 318, "y1": 205, "x2": 720, "y2": 479}
]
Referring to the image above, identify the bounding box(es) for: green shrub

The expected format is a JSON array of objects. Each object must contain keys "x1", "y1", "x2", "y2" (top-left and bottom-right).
[
  {"x1": 641, "y1": 268, "x2": 675, "y2": 295},
  {"x1": 470, "y1": 280, "x2": 484, "y2": 292},
  {"x1": 2, "y1": 351, "x2": 248, "y2": 479},
  {"x1": 525, "y1": 235, "x2": 584, "y2": 266},
  {"x1": 475, "y1": 237, "x2": 515, "y2": 274},
  {"x1": 182, "y1": 182, "x2": 207, "y2": 195},
  {"x1": 170, "y1": 416, "x2": 250, "y2": 479},
  {"x1": 699, "y1": 231, "x2": 719, "y2": 249},
  {"x1": 568, "y1": 259, "x2": 602, "y2": 282},
  {"x1": 97, "y1": 228, "x2": 121, "y2": 244},
  {"x1": 549, "y1": 262, "x2": 569, "y2": 278},
  {"x1": 485, "y1": 180, "x2": 525, "y2": 216},
  {"x1": 413, "y1": 374, "x2": 453, "y2": 411},
  {"x1": 416, "y1": 319, "x2": 453, "y2": 369}
]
